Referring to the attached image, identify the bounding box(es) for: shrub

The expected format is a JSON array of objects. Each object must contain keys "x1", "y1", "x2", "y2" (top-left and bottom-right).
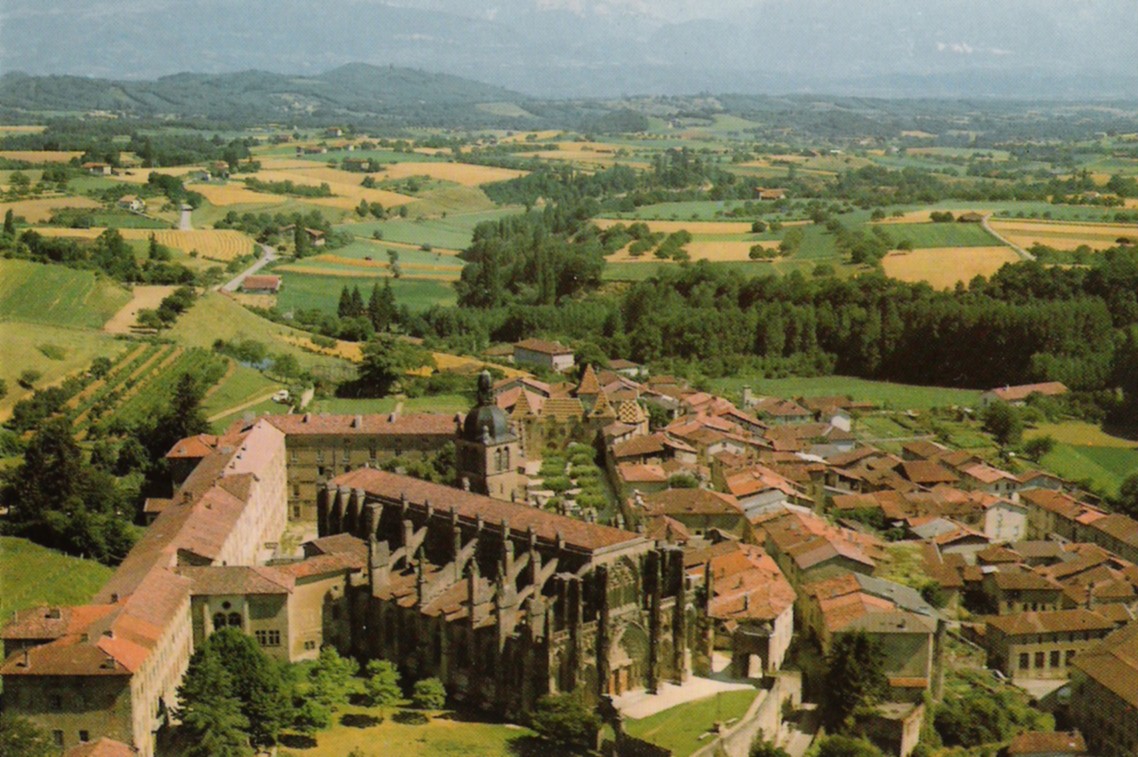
[
  {"x1": 530, "y1": 693, "x2": 600, "y2": 750},
  {"x1": 411, "y1": 678, "x2": 447, "y2": 710}
]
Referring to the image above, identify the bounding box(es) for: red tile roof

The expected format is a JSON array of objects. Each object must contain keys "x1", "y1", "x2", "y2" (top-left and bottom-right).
[
  {"x1": 241, "y1": 275, "x2": 281, "y2": 292},
  {"x1": 64, "y1": 738, "x2": 138, "y2": 757},
  {"x1": 331, "y1": 468, "x2": 643, "y2": 554},
  {"x1": 986, "y1": 609, "x2": 1113, "y2": 636},
  {"x1": 514, "y1": 338, "x2": 572, "y2": 356},
  {"x1": 986, "y1": 382, "x2": 1068, "y2": 402},
  {"x1": 641, "y1": 488, "x2": 743, "y2": 518},
  {"x1": 263, "y1": 412, "x2": 458, "y2": 437}
]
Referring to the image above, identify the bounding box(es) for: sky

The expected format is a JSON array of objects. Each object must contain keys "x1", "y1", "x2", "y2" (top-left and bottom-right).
[{"x1": 1, "y1": 0, "x2": 1136, "y2": 98}]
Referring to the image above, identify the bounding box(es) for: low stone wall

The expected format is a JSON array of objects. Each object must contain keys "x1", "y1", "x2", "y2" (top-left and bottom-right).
[{"x1": 691, "y1": 672, "x2": 802, "y2": 757}]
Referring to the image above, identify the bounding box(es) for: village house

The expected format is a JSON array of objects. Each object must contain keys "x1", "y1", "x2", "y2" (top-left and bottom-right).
[
  {"x1": 982, "y1": 567, "x2": 1065, "y2": 614},
  {"x1": 632, "y1": 488, "x2": 753, "y2": 541},
  {"x1": 1070, "y1": 623, "x2": 1138, "y2": 756},
  {"x1": 82, "y1": 162, "x2": 112, "y2": 176},
  {"x1": 240, "y1": 274, "x2": 282, "y2": 294},
  {"x1": 512, "y1": 338, "x2": 576, "y2": 372},
  {"x1": 754, "y1": 506, "x2": 884, "y2": 586},
  {"x1": 984, "y1": 609, "x2": 1117, "y2": 680},
  {"x1": 979, "y1": 382, "x2": 1068, "y2": 408},
  {"x1": 685, "y1": 541, "x2": 797, "y2": 677}
]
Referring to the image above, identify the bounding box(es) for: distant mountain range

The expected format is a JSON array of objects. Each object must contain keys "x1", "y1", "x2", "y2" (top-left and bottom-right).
[
  {"x1": 0, "y1": 64, "x2": 535, "y2": 126},
  {"x1": 1, "y1": 0, "x2": 1136, "y2": 100}
]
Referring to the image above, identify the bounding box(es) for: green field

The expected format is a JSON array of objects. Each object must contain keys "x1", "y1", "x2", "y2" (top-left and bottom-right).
[
  {"x1": 277, "y1": 270, "x2": 456, "y2": 314},
  {"x1": 166, "y1": 292, "x2": 353, "y2": 379},
  {"x1": 345, "y1": 207, "x2": 522, "y2": 250},
  {"x1": 0, "y1": 324, "x2": 126, "y2": 418},
  {"x1": 202, "y1": 362, "x2": 285, "y2": 419},
  {"x1": 0, "y1": 536, "x2": 113, "y2": 619},
  {"x1": 0, "y1": 259, "x2": 130, "y2": 328},
  {"x1": 709, "y1": 374, "x2": 982, "y2": 410},
  {"x1": 623, "y1": 690, "x2": 758, "y2": 756},
  {"x1": 1039, "y1": 443, "x2": 1138, "y2": 496},
  {"x1": 604, "y1": 200, "x2": 759, "y2": 221},
  {"x1": 884, "y1": 222, "x2": 1001, "y2": 248}
]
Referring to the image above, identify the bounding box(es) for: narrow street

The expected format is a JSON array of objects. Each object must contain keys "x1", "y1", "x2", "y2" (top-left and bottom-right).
[{"x1": 221, "y1": 244, "x2": 277, "y2": 292}]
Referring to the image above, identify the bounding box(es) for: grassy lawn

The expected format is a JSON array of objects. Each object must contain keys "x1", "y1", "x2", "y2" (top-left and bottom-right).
[
  {"x1": 277, "y1": 704, "x2": 534, "y2": 757},
  {"x1": 623, "y1": 689, "x2": 758, "y2": 757},
  {"x1": 276, "y1": 270, "x2": 456, "y2": 314},
  {"x1": 708, "y1": 374, "x2": 981, "y2": 410},
  {"x1": 0, "y1": 536, "x2": 113, "y2": 619},
  {"x1": 0, "y1": 259, "x2": 131, "y2": 328},
  {"x1": 1039, "y1": 443, "x2": 1138, "y2": 496}
]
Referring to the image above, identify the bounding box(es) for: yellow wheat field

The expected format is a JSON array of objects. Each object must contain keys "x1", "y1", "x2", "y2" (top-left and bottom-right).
[
  {"x1": 989, "y1": 219, "x2": 1138, "y2": 251},
  {"x1": 33, "y1": 227, "x2": 256, "y2": 260},
  {"x1": 240, "y1": 168, "x2": 415, "y2": 209},
  {"x1": 192, "y1": 182, "x2": 288, "y2": 206},
  {"x1": 0, "y1": 125, "x2": 47, "y2": 134},
  {"x1": 374, "y1": 161, "x2": 528, "y2": 187},
  {"x1": 0, "y1": 150, "x2": 83, "y2": 163},
  {"x1": 883, "y1": 247, "x2": 1020, "y2": 289},
  {"x1": 0, "y1": 196, "x2": 101, "y2": 223},
  {"x1": 109, "y1": 166, "x2": 199, "y2": 185},
  {"x1": 498, "y1": 130, "x2": 562, "y2": 144}
]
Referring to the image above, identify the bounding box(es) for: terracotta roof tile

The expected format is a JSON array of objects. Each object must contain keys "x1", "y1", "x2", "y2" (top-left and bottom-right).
[
  {"x1": 264, "y1": 412, "x2": 458, "y2": 437},
  {"x1": 987, "y1": 609, "x2": 1114, "y2": 637},
  {"x1": 514, "y1": 338, "x2": 572, "y2": 356},
  {"x1": 1006, "y1": 731, "x2": 1086, "y2": 756}
]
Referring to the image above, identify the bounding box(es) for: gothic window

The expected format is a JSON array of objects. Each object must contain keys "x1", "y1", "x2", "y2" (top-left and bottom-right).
[
  {"x1": 503, "y1": 447, "x2": 510, "y2": 470},
  {"x1": 227, "y1": 612, "x2": 243, "y2": 627},
  {"x1": 213, "y1": 613, "x2": 226, "y2": 630}
]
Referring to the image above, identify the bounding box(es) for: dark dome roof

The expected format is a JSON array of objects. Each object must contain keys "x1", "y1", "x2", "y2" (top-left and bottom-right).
[
  {"x1": 462, "y1": 403, "x2": 513, "y2": 444},
  {"x1": 461, "y1": 370, "x2": 514, "y2": 444}
]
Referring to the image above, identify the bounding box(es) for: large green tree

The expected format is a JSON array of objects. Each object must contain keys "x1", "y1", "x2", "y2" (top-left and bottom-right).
[
  {"x1": 363, "y1": 659, "x2": 402, "y2": 715},
  {"x1": 530, "y1": 692, "x2": 600, "y2": 750},
  {"x1": 0, "y1": 713, "x2": 54, "y2": 757},
  {"x1": 176, "y1": 642, "x2": 252, "y2": 757},
  {"x1": 981, "y1": 401, "x2": 1024, "y2": 447},
  {"x1": 356, "y1": 334, "x2": 435, "y2": 397},
  {"x1": 204, "y1": 628, "x2": 292, "y2": 748},
  {"x1": 822, "y1": 631, "x2": 888, "y2": 731}
]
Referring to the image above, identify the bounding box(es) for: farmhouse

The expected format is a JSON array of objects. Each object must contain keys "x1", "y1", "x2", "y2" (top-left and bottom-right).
[
  {"x1": 957, "y1": 211, "x2": 985, "y2": 223},
  {"x1": 755, "y1": 187, "x2": 787, "y2": 201},
  {"x1": 513, "y1": 338, "x2": 575, "y2": 372},
  {"x1": 980, "y1": 382, "x2": 1068, "y2": 407},
  {"x1": 281, "y1": 225, "x2": 327, "y2": 247},
  {"x1": 116, "y1": 195, "x2": 145, "y2": 212},
  {"x1": 82, "y1": 162, "x2": 111, "y2": 176},
  {"x1": 240, "y1": 274, "x2": 281, "y2": 293}
]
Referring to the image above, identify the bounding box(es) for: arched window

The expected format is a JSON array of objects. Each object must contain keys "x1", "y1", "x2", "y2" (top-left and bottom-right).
[
  {"x1": 227, "y1": 612, "x2": 242, "y2": 628},
  {"x1": 212, "y1": 613, "x2": 226, "y2": 630},
  {"x1": 502, "y1": 447, "x2": 510, "y2": 471}
]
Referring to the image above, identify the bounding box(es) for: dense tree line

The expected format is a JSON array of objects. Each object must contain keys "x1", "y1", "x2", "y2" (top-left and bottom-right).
[{"x1": 5, "y1": 228, "x2": 197, "y2": 284}]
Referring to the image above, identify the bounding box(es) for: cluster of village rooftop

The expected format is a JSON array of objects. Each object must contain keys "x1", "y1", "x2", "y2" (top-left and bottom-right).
[{"x1": 0, "y1": 346, "x2": 1126, "y2": 757}]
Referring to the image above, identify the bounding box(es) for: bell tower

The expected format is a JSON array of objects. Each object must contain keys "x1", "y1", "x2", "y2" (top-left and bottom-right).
[{"x1": 458, "y1": 371, "x2": 524, "y2": 501}]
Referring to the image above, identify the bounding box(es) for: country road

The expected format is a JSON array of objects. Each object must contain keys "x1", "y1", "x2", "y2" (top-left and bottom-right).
[
  {"x1": 179, "y1": 205, "x2": 193, "y2": 231},
  {"x1": 982, "y1": 213, "x2": 1035, "y2": 261},
  {"x1": 221, "y1": 244, "x2": 278, "y2": 292}
]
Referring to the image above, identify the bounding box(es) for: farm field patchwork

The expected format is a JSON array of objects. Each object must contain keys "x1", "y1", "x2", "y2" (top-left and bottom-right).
[
  {"x1": 103, "y1": 285, "x2": 180, "y2": 334},
  {"x1": 881, "y1": 222, "x2": 1001, "y2": 248},
  {"x1": 882, "y1": 246, "x2": 1021, "y2": 289},
  {"x1": 191, "y1": 181, "x2": 287, "y2": 206},
  {"x1": 988, "y1": 218, "x2": 1138, "y2": 251}
]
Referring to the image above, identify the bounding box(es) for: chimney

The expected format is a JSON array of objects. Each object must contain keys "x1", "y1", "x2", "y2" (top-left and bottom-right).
[
  {"x1": 353, "y1": 414, "x2": 363, "y2": 428},
  {"x1": 302, "y1": 413, "x2": 311, "y2": 423},
  {"x1": 110, "y1": 593, "x2": 120, "y2": 604},
  {"x1": 462, "y1": 477, "x2": 471, "y2": 492},
  {"x1": 20, "y1": 649, "x2": 30, "y2": 667}
]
